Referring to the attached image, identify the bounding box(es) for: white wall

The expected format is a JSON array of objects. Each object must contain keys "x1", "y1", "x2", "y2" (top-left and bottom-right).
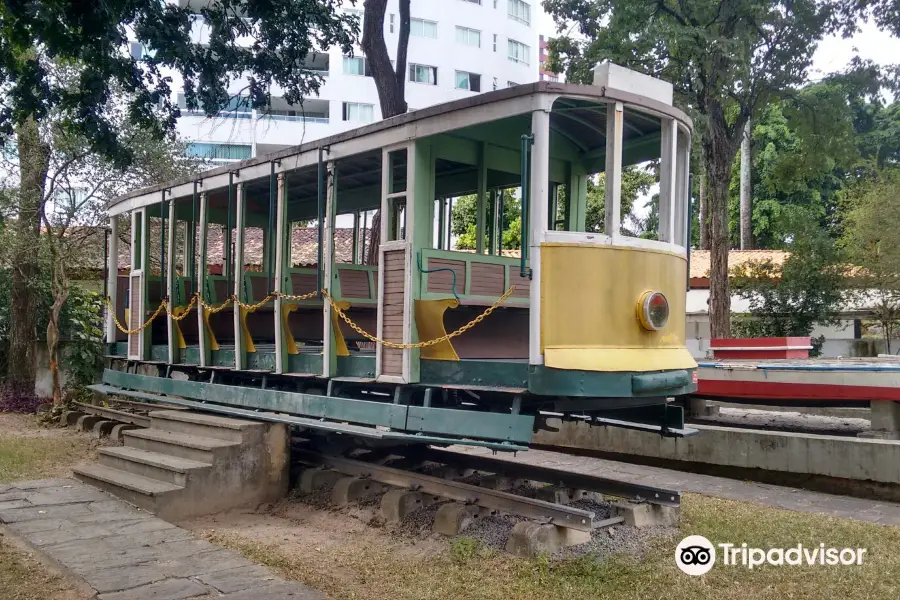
[{"x1": 169, "y1": 0, "x2": 539, "y2": 154}]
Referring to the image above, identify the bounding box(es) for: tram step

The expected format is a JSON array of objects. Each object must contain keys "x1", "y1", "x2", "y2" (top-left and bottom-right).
[
  {"x1": 124, "y1": 428, "x2": 239, "y2": 463},
  {"x1": 98, "y1": 446, "x2": 211, "y2": 486},
  {"x1": 73, "y1": 464, "x2": 183, "y2": 514},
  {"x1": 149, "y1": 409, "x2": 264, "y2": 443}
]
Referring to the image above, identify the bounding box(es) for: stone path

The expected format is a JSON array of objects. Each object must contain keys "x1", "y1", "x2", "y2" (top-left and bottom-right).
[
  {"x1": 456, "y1": 446, "x2": 900, "y2": 527},
  {"x1": 0, "y1": 478, "x2": 325, "y2": 600}
]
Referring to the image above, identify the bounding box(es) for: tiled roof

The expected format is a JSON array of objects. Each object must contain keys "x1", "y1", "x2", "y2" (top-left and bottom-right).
[{"x1": 688, "y1": 249, "x2": 789, "y2": 280}]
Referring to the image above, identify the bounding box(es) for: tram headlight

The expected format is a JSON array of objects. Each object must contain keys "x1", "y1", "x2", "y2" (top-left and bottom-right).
[{"x1": 637, "y1": 291, "x2": 669, "y2": 331}]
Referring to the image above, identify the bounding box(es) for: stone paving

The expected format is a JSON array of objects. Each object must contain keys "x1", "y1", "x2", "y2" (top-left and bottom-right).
[
  {"x1": 456, "y1": 446, "x2": 900, "y2": 527},
  {"x1": 0, "y1": 478, "x2": 325, "y2": 600}
]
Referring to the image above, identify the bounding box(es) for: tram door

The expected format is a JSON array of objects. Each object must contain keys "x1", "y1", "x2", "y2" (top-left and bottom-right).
[
  {"x1": 376, "y1": 145, "x2": 413, "y2": 382},
  {"x1": 128, "y1": 208, "x2": 149, "y2": 360}
]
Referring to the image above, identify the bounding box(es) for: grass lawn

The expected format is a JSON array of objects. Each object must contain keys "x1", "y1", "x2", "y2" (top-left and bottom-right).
[{"x1": 213, "y1": 493, "x2": 900, "y2": 600}]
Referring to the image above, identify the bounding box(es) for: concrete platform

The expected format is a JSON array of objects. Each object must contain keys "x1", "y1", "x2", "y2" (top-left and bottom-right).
[
  {"x1": 0, "y1": 478, "x2": 324, "y2": 599},
  {"x1": 534, "y1": 419, "x2": 900, "y2": 501}
]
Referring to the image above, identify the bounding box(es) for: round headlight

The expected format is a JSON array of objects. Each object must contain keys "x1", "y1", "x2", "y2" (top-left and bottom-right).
[{"x1": 637, "y1": 291, "x2": 669, "y2": 331}]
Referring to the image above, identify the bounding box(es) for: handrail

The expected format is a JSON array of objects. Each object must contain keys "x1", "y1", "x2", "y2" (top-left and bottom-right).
[{"x1": 520, "y1": 133, "x2": 534, "y2": 279}]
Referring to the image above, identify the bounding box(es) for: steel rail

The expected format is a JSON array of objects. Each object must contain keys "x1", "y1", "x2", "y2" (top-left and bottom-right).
[
  {"x1": 421, "y1": 447, "x2": 681, "y2": 507},
  {"x1": 294, "y1": 449, "x2": 596, "y2": 532}
]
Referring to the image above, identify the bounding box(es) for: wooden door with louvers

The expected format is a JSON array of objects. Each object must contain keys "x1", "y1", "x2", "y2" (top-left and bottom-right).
[{"x1": 377, "y1": 242, "x2": 410, "y2": 381}]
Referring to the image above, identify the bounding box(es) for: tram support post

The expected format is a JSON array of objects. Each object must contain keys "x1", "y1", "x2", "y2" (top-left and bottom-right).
[
  {"x1": 274, "y1": 172, "x2": 288, "y2": 374},
  {"x1": 166, "y1": 193, "x2": 178, "y2": 364}
]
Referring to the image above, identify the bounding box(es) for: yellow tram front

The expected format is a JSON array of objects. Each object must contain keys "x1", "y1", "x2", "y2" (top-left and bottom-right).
[{"x1": 523, "y1": 63, "x2": 697, "y2": 407}]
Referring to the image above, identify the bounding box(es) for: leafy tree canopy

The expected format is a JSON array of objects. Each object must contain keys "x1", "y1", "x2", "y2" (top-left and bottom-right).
[{"x1": 0, "y1": 0, "x2": 357, "y2": 166}]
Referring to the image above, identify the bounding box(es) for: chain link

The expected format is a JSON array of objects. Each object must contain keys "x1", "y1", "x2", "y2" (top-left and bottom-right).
[
  {"x1": 323, "y1": 286, "x2": 516, "y2": 349},
  {"x1": 106, "y1": 285, "x2": 515, "y2": 348}
]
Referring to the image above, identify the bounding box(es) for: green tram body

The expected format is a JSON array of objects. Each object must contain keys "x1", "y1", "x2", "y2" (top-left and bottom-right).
[{"x1": 101, "y1": 64, "x2": 698, "y2": 451}]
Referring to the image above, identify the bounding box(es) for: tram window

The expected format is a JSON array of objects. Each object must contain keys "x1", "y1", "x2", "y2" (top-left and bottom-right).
[
  {"x1": 132, "y1": 210, "x2": 143, "y2": 269},
  {"x1": 385, "y1": 148, "x2": 408, "y2": 242}
]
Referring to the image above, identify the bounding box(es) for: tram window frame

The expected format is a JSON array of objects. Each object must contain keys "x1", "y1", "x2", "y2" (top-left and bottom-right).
[{"x1": 384, "y1": 148, "x2": 408, "y2": 242}]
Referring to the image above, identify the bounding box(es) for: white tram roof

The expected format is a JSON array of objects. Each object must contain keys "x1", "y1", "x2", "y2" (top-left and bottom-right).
[{"x1": 108, "y1": 79, "x2": 692, "y2": 218}]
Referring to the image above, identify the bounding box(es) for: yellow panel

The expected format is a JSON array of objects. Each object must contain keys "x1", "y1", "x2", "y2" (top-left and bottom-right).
[
  {"x1": 331, "y1": 301, "x2": 351, "y2": 358},
  {"x1": 282, "y1": 303, "x2": 300, "y2": 355},
  {"x1": 413, "y1": 298, "x2": 460, "y2": 361},
  {"x1": 540, "y1": 243, "x2": 696, "y2": 372},
  {"x1": 202, "y1": 307, "x2": 220, "y2": 352},
  {"x1": 545, "y1": 348, "x2": 697, "y2": 372},
  {"x1": 240, "y1": 306, "x2": 256, "y2": 354}
]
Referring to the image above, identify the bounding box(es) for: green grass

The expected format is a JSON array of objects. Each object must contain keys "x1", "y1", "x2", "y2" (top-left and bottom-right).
[
  {"x1": 0, "y1": 435, "x2": 96, "y2": 484},
  {"x1": 211, "y1": 493, "x2": 900, "y2": 600},
  {"x1": 0, "y1": 415, "x2": 96, "y2": 484}
]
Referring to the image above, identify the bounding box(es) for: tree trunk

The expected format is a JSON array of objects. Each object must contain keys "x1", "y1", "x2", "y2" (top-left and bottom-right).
[
  {"x1": 704, "y1": 129, "x2": 737, "y2": 340},
  {"x1": 46, "y1": 247, "x2": 69, "y2": 404},
  {"x1": 698, "y1": 169, "x2": 708, "y2": 250},
  {"x1": 361, "y1": 0, "x2": 410, "y2": 266},
  {"x1": 739, "y1": 119, "x2": 752, "y2": 250},
  {"x1": 361, "y1": 0, "x2": 409, "y2": 119},
  {"x1": 7, "y1": 116, "x2": 49, "y2": 392}
]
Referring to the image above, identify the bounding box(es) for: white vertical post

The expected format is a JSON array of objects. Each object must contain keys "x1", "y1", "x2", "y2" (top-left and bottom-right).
[
  {"x1": 659, "y1": 118, "x2": 678, "y2": 243},
  {"x1": 322, "y1": 163, "x2": 336, "y2": 378},
  {"x1": 166, "y1": 199, "x2": 177, "y2": 363},
  {"x1": 529, "y1": 109, "x2": 550, "y2": 366},
  {"x1": 604, "y1": 102, "x2": 624, "y2": 239},
  {"x1": 106, "y1": 216, "x2": 119, "y2": 345},
  {"x1": 274, "y1": 173, "x2": 287, "y2": 374},
  {"x1": 675, "y1": 128, "x2": 691, "y2": 248},
  {"x1": 232, "y1": 183, "x2": 246, "y2": 370},
  {"x1": 196, "y1": 191, "x2": 209, "y2": 367}
]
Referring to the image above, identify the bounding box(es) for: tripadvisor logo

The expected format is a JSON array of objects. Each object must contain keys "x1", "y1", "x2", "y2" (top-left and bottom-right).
[{"x1": 675, "y1": 536, "x2": 867, "y2": 576}]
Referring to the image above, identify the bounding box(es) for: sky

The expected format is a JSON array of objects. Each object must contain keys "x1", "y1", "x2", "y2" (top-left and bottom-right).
[
  {"x1": 535, "y1": 8, "x2": 900, "y2": 81},
  {"x1": 533, "y1": 7, "x2": 900, "y2": 220}
]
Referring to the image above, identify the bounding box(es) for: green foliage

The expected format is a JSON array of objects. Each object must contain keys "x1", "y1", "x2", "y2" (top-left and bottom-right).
[
  {"x1": 451, "y1": 190, "x2": 521, "y2": 250},
  {"x1": 449, "y1": 538, "x2": 491, "y2": 563},
  {"x1": 584, "y1": 166, "x2": 656, "y2": 235},
  {"x1": 842, "y1": 170, "x2": 900, "y2": 351},
  {"x1": 0, "y1": 270, "x2": 103, "y2": 389},
  {"x1": 0, "y1": 1, "x2": 357, "y2": 166},
  {"x1": 731, "y1": 212, "x2": 847, "y2": 355}
]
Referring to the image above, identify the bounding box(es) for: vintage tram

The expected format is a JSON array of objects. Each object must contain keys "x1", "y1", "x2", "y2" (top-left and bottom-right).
[{"x1": 98, "y1": 63, "x2": 698, "y2": 452}]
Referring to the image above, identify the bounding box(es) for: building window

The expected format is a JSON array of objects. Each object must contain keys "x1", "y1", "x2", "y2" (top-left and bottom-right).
[
  {"x1": 455, "y1": 26, "x2": 481, "y2": 47},
  {"x1": 493, "y1": 34, "x2": 497, "y2": 52},
  {"x1": 455, "y1": 71, "x2": 481, "y2": 92},
  {"x1": 343, "y1": 55, "x2": 372, "y2": 76},
  {"x1": 389, "y1": 13, "x2": 395, "y2": 33},
  {"x1": 409, "y1": 63, "x2": 438, "y2": 85},
  {"x1": 508, "y1": 81, "x2": 519, "y2": 87},
  {"x1": 461, "y1": 0, "x2": 481, "y2": 4},
  {"x1": 186, "y1": 143, "x2": 252, "y2": 162},
  {"x1": 493, "y1": 77, "x2": 498, "y2": 90},
  {"x1": 410, "y1": 18, "x2": 438, "y2": 39},
  {"x1": 129, "y1": 42, "x2": 156, "y2": 60},
  {"x1": 508, "y1": 0, "x2": 531, "y2": 25},
  {"x1": 508, "y1": 39, "x2": 530, "y2": 65},
  {"x1": 342, "y1": 102, "x2": 374, "y2": 123}
]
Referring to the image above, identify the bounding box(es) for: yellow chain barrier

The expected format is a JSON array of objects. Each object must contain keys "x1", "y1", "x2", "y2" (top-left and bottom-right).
[
  {"x1": 323, "y1": 286, "x2": 516, "y2": 349},
  {"x1": 107, "y1": 285, "x2": 514, "y2": 348}
]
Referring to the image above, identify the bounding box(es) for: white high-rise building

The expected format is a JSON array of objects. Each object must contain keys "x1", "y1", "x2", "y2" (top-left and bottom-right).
[{"x1": 152, "y1": 0, "x2": 538, "y2": 163}]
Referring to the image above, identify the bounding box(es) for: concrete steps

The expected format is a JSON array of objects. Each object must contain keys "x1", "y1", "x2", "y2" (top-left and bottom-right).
[
  {"x1": 73, "y1": 463, "x2": 183, "y2": 514},
  {"x1": 73, "y1": 409, "x2": 289, "y2": 520}
]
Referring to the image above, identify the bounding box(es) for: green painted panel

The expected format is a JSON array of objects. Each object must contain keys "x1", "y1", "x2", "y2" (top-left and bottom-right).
[
  {"x1": 632, "y1": 370, "x2": 692, "y2": 393},
  {"x1": 211, "y1": 349, "x2": 236, "y2": 366},
  {"x1": 247, "y1": 351, "x2": 276, "y2": 371},
  {"x1": 111, "y1": 343, "x2": 128, "y2": 357},
  {"x1": 528, "y1": 365, "x2": 697, "y2": 398},
  {"x1": 420, "y1": 359, "x2": 528, "y2": 389},
  {"x1": 182, "y1": 347, "x2": 201, "y2": 365},
  {"x1": 150, "y1": 345, "x2": 168, "y2": 361},
  {"x1": 288, "y1": 353, "x2": 323, "y2": 374},
  {"x1": 102, "y1": 369, "x2": 409, "y2": 429},
  {"x1": 406, "y1": 406, "x2": 534, "y2": 443},
  {"x1": 336, "y1": 354, "x2": 376, "y2": 378}
]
